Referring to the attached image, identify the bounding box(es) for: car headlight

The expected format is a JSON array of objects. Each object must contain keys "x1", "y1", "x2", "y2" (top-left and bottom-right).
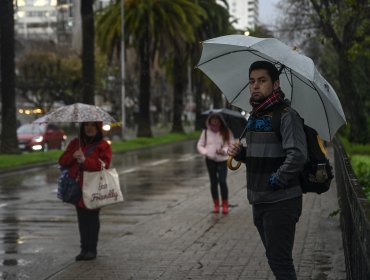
[
  {"x1": 103, "y1": 124, "x2": 111, "y2": 131},
  {"x1": 32, "y1": 135, "x2": 44, "y2": 143}
]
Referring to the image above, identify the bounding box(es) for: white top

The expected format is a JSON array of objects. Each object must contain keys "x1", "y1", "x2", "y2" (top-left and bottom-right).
[{"x1": 197, "y1": 129, "x2": 234, "y2": 162}]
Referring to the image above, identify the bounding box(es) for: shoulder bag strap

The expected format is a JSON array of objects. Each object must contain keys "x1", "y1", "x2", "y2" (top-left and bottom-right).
[
  {"x1": 271, "y1": 103, "x2": 289, "y2": 141},
  {"x1": 84, "y1": 142, "x2": 98, "y2": 156}
]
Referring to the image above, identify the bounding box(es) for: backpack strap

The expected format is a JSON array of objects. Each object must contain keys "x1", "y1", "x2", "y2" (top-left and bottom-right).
[{"x1": 271, "y1": 103, "x2": 289, "y2": 141}]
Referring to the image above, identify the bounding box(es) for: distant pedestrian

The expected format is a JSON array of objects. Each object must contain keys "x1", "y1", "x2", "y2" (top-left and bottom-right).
[
  {"x1": 58, "y1": 122, "x2": 112, "y2": 261},
  {"x1": 227, "y1": 61, "x2": 307, "y2": 279},
  {"x1": 197, "y1": 113, "x2": 234, "y2": 214}
]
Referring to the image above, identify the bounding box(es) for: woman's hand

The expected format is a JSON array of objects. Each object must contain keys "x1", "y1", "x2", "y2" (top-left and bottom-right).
[
  {"x1": 216, "y1": 148, "x2": 226, "y2": 155},
  {"x1": 73, "y1": 148, "x2": 85, "y2": 163}
]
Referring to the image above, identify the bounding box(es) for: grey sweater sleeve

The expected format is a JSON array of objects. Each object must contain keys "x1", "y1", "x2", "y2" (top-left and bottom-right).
[{"x1": 275, "y1": 109, "x2": 307, "y2": 187}]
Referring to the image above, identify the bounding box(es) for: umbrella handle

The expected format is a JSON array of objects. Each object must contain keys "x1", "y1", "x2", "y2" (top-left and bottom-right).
[{"x1": 227, "y1": 155, "x2": 241, "y2": 170}]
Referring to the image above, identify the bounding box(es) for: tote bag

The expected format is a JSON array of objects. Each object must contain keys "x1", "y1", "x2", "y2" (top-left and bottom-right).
[{"x1": 82, "y1": 162, "x2": 124, "y2": 209}]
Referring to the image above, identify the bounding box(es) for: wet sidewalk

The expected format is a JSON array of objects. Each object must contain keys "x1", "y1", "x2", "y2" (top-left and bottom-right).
[{"x1": 40, "y1": 147, "x2": 346, "y2": 280}]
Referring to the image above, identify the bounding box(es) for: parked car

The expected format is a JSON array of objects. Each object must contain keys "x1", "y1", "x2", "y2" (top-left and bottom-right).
[
  {"x1": 17, "y1": 123, "x2": 67, "y2": 152},
  {"x1": 102, "y1": 122, "x2": 122, "y2": 141}
]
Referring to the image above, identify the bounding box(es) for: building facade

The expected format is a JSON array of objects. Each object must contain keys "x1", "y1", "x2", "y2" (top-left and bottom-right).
[
  {"x1": 14, "y1": 0, "x2": 59, "y2": 41},
  {"x1": 14, "y1": 0, "x2": 109, "y2": 46},
  {"x1": 225, "y1": 0, "x2": 259, "y2": 30}
]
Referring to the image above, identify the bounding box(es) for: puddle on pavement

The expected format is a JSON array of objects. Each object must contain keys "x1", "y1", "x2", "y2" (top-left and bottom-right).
[
  {"x1": 0, "y1": 140, "x2": 204, "y2": 275},
  {"x1": 0, "y1": 228, "x2": 22, "y2": 267}
]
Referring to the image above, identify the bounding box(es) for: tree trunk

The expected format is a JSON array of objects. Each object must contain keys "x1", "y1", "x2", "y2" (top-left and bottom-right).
[
  {"x1": 193, "y1": 71, "x2": 203, "y2": 130},
  {"x1": 338, "y1": 54, "x2": 369, "y2": 143},
  {"x1": 81, "y1": 0, "x2": 95, "y2": 105},
  {"x1": 171, "y1": 50, "x2": 186, "y2": 134},
  {"x1": 137, "y1": 37, "x2": 152, "y2": 137},
  {"x1": 0, "y1": 0, "x2": 20, "y2": 154},
  {"x1": 212, "y1": 85, "x2": 223, "y2": 108}
]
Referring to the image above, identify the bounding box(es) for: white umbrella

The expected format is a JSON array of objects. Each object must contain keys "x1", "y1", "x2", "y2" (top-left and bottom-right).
[
  {"x1": 33, "y1": 103, "x2": 116, "y2": 124},
  {"x1": 197, "y1": 35, "x2": 346, "y2": 141}
]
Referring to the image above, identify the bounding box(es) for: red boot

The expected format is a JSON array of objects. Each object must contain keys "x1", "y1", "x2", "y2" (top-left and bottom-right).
[
  {"x1": 222, "y1": 200, "x2": 229, "y2": 215},
  {"x1": 213, "y1": 199, "x2": 220, "y2": 213}
]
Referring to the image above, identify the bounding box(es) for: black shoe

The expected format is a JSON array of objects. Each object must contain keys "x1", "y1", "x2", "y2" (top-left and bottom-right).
[
  {"x1": 82, "y1": 251, "x2": 96, "y2": 261},
  {"x1": 75, "y1": 250, "x2": 87, "y2": 261}
]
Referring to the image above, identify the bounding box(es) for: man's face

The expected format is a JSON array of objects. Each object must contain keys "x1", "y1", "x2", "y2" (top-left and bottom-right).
[{"x1": 249, "y1": 69, "x2": 280, "y2": 102}]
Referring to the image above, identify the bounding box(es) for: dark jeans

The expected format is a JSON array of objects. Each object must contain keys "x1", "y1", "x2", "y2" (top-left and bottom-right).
[
  {"x1": 205, "y1": 158, "x2": 228, "y2": 201},
  {"x1": 76, "y1": 207, "x2": 100, "y2": 254},
  {"x1": 252, "y1": 196, "x2": 302, "y2": 280}
]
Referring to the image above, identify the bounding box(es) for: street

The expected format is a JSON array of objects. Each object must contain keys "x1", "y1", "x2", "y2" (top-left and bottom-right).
[
  {"x1": 0, "y1": 140, "x2": 205, "y2": 279},
  {"x1": 0, "y1": 141, "x2": 346, "y2": 280}
]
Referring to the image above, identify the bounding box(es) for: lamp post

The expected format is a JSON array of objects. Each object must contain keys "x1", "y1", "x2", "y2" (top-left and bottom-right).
[{"x1": 120, "y1": 0, "x2": 125, "y2": 139}]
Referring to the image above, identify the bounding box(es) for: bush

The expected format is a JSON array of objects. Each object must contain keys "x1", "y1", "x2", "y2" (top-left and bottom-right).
[{"x1": 351, "y1": 156, "x2": 370, "y2": 199}]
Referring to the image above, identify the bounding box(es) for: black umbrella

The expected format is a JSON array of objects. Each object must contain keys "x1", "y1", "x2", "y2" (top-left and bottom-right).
[{"x1": 200, "y1": 108, "x2": 247, "y2": 138}]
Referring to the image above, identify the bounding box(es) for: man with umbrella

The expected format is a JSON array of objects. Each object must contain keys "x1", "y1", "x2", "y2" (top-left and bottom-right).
[{"x1": 228, "y1": 61, "x2": 307, "y2": 279}]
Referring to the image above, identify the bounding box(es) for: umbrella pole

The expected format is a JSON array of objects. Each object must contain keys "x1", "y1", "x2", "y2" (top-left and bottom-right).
[
  {"x1": 238, "y1": 125, "x2": 248, "y2": 141},
  {"x1": 227, "y1": 124, "x2": 248, "y2": 171},
  {"x1": 78, "y1": 123, "x2": 81, "y2": 148}
]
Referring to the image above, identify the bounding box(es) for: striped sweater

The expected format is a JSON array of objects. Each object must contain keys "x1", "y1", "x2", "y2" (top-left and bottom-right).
[{"x1": 235, "y1": 107, "x2": 307, "y2": 204}]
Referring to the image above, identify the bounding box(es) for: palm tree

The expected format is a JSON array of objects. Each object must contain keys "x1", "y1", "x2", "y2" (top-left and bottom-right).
[
  {"x1": 96, "y1": 0, "x2": 204, "y2": 137},
  {"x1": 95, "y1": 1, "x2": 121, "y2": 62},
  {"x1": 81, "y1": 0, "x2": 95, "y2": 105},
  {"x1": 0, "y1": 0, "x2": 19, "y2": 153},
  {"x1": 165, "y1": 1, "x2": 204, "y2": 133},
  {"x1": 190, "y1": 0, "x2": 234, "y2": 129}
]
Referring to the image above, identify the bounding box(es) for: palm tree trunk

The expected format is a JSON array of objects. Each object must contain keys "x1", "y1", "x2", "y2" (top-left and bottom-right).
[
  {"x1": 137, "y1": 36, "x2": 152, "y2": 137},
  {"x1": 171, "y1": 50, "x2": 186, "y2": 133},
  {"x1": 81, "y1": 0, "x2": 95, "y2": 105},
  {"x1": 0, "y1": 0, "x2": 20, "y2": 154},
  {"x1": 193, "y1": 71, "x2": 204, "y2": 130}
]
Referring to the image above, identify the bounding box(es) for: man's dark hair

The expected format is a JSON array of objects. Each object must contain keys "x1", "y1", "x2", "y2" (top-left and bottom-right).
[{"x1": 249, "y1": 61, "x2": 280, "y2": 82}]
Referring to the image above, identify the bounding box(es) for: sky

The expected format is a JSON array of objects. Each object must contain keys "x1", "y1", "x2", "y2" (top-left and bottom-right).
[{"x1": 259, "y1": 0, "x2": 281, "y2": 27}]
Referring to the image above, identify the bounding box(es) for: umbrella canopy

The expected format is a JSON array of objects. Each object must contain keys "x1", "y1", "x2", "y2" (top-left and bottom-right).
[
  {"x1": 33, "y1": 103, "x2": 116, "y2": 124},
  {"x1": 200, "y1": 108, "x2": 247, "y2": 138},
  {"x1": 197, "y1": 35, "x2": 346, "y2": 141}
]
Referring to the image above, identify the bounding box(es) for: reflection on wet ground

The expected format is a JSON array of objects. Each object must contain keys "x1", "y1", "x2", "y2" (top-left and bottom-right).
[{"x1": 0, "y1": 140, "x2": 204, "y2": 279}]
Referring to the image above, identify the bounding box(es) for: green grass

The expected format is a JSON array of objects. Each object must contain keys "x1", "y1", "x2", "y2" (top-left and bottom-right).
[
  {"x1": 340, "y1": 136, "x2": 370, "y2": 199},
  {"x1": 111, "y1": 131, "x2": 200, "y2": 152},
  {"x1": 339, "y1": 136, "x2": 370, "y2": 155},
  {"x1": 352, "y1": 155, "x2": 370, "y2": 166},
  {"x1": 0, "y1": 150, "x2": 63, "y2": 170},
  {"x1": 0, "y1": 131, "x2": 200, "y2": 172}
]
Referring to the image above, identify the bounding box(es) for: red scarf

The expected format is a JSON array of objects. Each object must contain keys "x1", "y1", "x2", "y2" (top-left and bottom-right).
[{"x1": 250, "y1": 89, "x2": 283, "y2": 117}]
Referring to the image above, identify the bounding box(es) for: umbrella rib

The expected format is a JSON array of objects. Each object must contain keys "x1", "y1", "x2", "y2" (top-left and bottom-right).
[
  {"x1": 198, "y1": 49, "x2": 317, "y2": 92},
  {"x1": 281, "y1": 68, "x2": 294, "y2": 99},
  {"x1": 197, "y1": 49, "x2": 277, "y2": 67},
  {"x1": 230, "y1": 82, "x2": 250, "y2": 105},
  {"x1": 310, "y1": 82, "x2": 332, "y2": 139}
]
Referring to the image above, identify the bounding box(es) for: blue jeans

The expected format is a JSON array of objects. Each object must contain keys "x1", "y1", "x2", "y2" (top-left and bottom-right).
[
  {"x1": 253, "y1": 196, "x2": 302, "y2": 280},
  {"x1": 205, "y1": 158, "x2": 228, "y2": 201}
]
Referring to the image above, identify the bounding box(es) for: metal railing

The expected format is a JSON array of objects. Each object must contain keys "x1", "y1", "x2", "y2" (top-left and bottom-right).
[{"x1": 333, "y1": 137, "x2": 370, "y2": 280}]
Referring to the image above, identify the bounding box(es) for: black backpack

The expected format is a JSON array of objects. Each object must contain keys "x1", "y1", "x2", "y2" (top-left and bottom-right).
[{"x1": 272, "y1": 104, "x2": 334, "y2": 194}]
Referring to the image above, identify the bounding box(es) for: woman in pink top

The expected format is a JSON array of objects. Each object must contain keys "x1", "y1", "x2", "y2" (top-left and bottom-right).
[{"x1": 197, "y1": 113, "x2": 234, "y2": 214}]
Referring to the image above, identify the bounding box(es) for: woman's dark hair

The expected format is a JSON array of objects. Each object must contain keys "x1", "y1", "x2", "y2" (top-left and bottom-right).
[
  {"x1": 207, "y1": 113, "x2": 231, "y2": 143},
  {"x1": 249, "y1": 61, "x2": 280, "y2": 82},
  {"x1": 79, "y1": 122, "x2": 103, "y2": 145}
]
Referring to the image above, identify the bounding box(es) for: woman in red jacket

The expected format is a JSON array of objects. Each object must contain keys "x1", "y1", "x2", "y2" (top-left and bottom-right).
[{"x1": 58, "y1": 122, "x2": 112, "y2": 261}]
